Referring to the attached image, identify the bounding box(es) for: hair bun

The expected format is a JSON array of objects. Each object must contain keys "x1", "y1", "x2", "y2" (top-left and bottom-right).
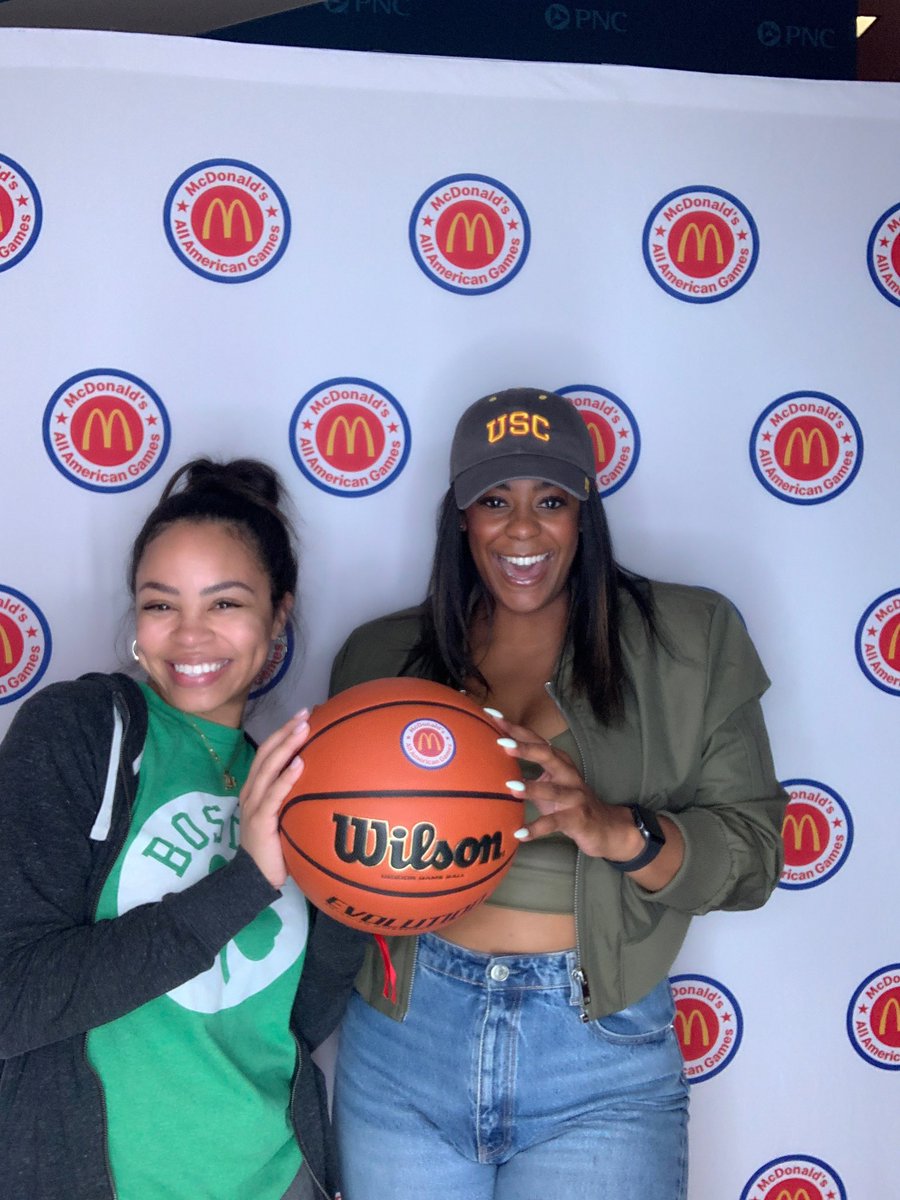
[{"x1": 175, "y1": 457, "x2": 282, "y2": 510}]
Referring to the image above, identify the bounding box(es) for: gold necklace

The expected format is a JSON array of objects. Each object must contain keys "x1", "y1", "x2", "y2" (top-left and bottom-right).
[{"x1": 187, "y1": 718, "x2": 245, "y2": 791}]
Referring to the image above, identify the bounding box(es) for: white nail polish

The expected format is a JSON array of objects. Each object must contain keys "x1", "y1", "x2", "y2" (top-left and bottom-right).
[
  {"x1": 513, "y1": 827, "x2": 530, "y2": 840},
  {"x1": 505, "y1": 779, "x2": 526, "y2": 792},
  {"x1": 483, "y1": 707, "x2": 504, "y2": 719},
  {"x1": 496, "y1": 737, "x2": 517, "y2": 749}
]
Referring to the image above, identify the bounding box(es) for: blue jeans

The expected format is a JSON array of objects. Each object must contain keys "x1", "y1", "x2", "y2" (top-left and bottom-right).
[{"x1": 334, "y1": 934, "x2": 689, "y2": 1200}]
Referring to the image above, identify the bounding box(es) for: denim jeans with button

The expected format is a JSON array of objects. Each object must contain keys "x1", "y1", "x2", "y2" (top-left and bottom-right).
[{"x1": 334, "y1": 933, "x2": 689, "y2": 1200}]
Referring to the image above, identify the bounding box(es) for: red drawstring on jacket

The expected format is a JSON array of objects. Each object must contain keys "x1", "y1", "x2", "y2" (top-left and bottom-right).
[{"x1": 373, "y1": 934, "x2": 398, "y2": 1003}]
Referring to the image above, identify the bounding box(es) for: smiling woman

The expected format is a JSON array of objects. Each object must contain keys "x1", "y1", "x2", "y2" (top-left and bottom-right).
[
  {"x1": 0, "y1": 457, "x2": 365, "y2": 1200},
  {"x1": 328, "y1": 387, "x2": 787, "y2": 1200}
]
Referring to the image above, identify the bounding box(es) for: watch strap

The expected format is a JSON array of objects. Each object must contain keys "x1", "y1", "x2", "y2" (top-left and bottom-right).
[{"x1": 603, "y1": 804, "x2": 666, "y2": 873}]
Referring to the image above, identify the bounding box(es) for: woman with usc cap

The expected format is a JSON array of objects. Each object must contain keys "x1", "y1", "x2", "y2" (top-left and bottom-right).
[{"x1": 328, "y1": 387, "x2": 786, "y2": 1200}]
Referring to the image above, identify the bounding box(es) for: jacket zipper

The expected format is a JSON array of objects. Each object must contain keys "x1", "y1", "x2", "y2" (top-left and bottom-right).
[
  {"x1": 544, "y1": 681, "x2": 592, "y2": 1022},
  {"x1": 288, "y1": 1034, "x2": 334, "y2": 1199},
  {"x1": 84, "y1": 691, "x2": 135, "y2": 1200}
]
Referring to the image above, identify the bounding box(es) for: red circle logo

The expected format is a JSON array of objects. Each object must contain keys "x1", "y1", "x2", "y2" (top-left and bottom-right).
[
  {"x1": 43, "y1": 370, "x2": 170, "y2": 493},
  {"x1": 0, "y1": 586, "x2": 52, "y2": 706},
  {"x1": 0, "y1": 154, "x2": 42, "y2": 273},
  {"x1": 778, "y1": 780, "x2": 853, "y2": 890},
  {"x1": 855, "y1": 589, "x2": 900, "y2": 697},
  {"x1": 740, "y1": 1156, "x2": 847, "y2": 1200},
  {"x1": 555, "y1": 386, "x2": 641, "y2": 497},
  {"x1": 669, "y1": 975, "x2": 743, "y2": 1082},
  {"x1": 401, "y1": 720, "x2": 456, "y2": 769},
  {"x1": 847, "y1": 965, "x2": 900, "y2": 1069},
  {"x1": 750, "y1": 392, "x2": 863, "y2": 505},
  {"x1": 164, "y1": 159, "x2": 290, "y2": 283}
]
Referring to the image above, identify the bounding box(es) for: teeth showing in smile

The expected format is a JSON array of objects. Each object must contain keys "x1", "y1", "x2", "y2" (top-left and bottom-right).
[
  {"x1": 500, "y1": 554, "x2": 550, "y2": 567},
  {"x1": 173, "y1": 661, "x2": 227, "y2": 676}
]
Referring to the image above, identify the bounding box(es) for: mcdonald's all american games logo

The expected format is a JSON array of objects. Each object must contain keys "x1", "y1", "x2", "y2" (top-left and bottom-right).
[
  {"x1": 43, "y1": 369, "x2": 170, "y2": 493},
  {"x1": 866, "y1": 201, "x2": 900, "y2": 307},
  {"x1": 555, "y1": 385, "x2": 640, "y2": 497},
  {"x1": 164, "y1": 159, "x2": 289, "y2": 283},
  {"x1": 669, "y1": 974, "x2": 743, "y2": 1082},
  {"x1": 750, "y1": 392, "x2": 863, "y2": 505},
  {"x1": 409, "y1": 174, "x2": 530, "y2": 295},
  {"x1": 740, "y1": 1155, "x2": 847, "y2": 1200},
  {"x1": 0, "y1": 153, "x2": 42, "y2": 273},
  {"x1": 847, "y1": 964, "x2": 900, "y2": 1070},
  {"x1": 289, "y1": 377, "x2": 410, "y2": 497},
  {"x1": 855, "y1": 589, "x2": 900, "y2": 697},
  {"x1": 249, "y1": 626, "x2": 294, "y2": 701},
  {"x1": 779, "y1": 779, "x2": 853, "y2": 891},
  {"x1": 642, "y1": 185, "x2": 758, "y2": 303},
  {"x1": 0, "y1": 585, "x2": 51, "y2": 706},
  {"x1": 401, "y1": 720, "x2": 456, "y2": 769}
]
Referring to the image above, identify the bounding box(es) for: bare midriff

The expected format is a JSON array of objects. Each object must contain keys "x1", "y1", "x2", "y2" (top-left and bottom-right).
[{"x1": 439, "y1": 905, "x2": 576, "y2": 954}]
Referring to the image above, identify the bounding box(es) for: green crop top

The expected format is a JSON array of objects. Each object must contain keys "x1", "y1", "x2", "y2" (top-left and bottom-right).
[{"x1": 485, "y1": 728, "x2": 581, "y2": 915}]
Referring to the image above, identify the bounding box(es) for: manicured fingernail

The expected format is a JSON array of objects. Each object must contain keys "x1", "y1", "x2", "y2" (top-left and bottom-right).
[
  {"x1": 484, "y1": 707, "x2": 504, "y2": 719},
  {"x1": 295, "y1": 708, "x2": 309, "y2": 720},
  {"x1": 513, "y1": 827, "x2": 530, "y2": 840},
  {"x1": 505, "y1": 779, "x2": 525, "y2": 792},
  {"x1": 290, "y1": 755, "x2": 302, "y2": 769},
  {"x1": 496, "y1": 737, "x2": 517, "y2": 749}
]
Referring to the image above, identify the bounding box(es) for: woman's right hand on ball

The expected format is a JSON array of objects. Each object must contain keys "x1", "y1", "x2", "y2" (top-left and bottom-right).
[{"x1": 239, "y1": 710, "x2": 310, "y2": 889}]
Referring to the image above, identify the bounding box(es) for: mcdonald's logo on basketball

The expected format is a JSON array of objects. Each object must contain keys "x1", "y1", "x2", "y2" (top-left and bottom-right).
[
  {"x1": 750, "y1": 392, "x2": 863, "y2": 506},
  {"x1": 669, "y1": 974, "x2": 742, "y2": 1083},
  {"x1": 43, "y1": 369, "x2": 171, "y2": 494},
  {"x1": 0, "y1": 586, "x2": 51, "y2": 707},
  {"x1": 867, "y1": 200, "x2": 900, "y2": 308},
  {"x1": 740, "y1": 1155, "x2": 847, "y2": 1200},
  {"x1": 402, "y1": 719, "x2": 456, "y2": 769},
  {"x1": 0, "y1": 153, "x2": 42, "y2": 274},
  {"x1": 779, "y1": 779, "x2": 853, "y2": 890},
  {"x1": 290, "y1": 377, "x2": 411, "y2": 498},
  {"x1": 556, "y1": 385, "x2": 641, "y2": 497},
  {"x1": 410, "y1": 173, "x2": 530, "y2": 296},
  {"x1": 164, "y1": 158, "x2": 290, "y2": 283},
  {"x1": 643, "y1": 185, "x2": 758, "y2": 303},
  {"x1": 855, "y1": 589, "x2": 900, "y2": 697},
  {"x1": 848, "y1": 964, "x2": 900, "y2": 1069}
]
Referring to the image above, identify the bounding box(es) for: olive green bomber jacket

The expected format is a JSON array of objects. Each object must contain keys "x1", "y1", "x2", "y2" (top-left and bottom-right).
[{"x1": 328, "y1": 581, "x2": 787, "y2": 1021}]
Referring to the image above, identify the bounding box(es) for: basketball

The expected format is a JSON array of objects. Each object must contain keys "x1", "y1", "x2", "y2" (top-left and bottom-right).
[{"x1": 279, "y1": 677, "x2": 524, "y2": 935}]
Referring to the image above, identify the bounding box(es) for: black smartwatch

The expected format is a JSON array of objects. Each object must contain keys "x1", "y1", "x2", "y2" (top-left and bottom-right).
[{"x1": 603, "y1": 805, "x2": 666, "y2": 872}]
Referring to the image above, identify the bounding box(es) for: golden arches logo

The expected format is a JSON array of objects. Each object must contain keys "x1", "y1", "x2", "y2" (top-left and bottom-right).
[
  {"x1": 771, "y1": 1189, "x2": 815, "y2": 1200},
  {"x1": 676, "y1": 221, "x2": 724, "y2": 265},
  {"x1": 783, "y1": 811, "x2": 822, "y2": 853},
  {"x1": 81, "y1": 407, "x2": 134, "y2": 453},
  {"x1": 0, "y1": 623, "x2": 13, "y2": 668},
  {"x1": 783, "y1": 426, "x2": 830, "y2": 468},
  {"x1": 202, "y1": 196, "x2": 253, "y2": 243},
  {"x1": 877, "y1": 995, "x2": 900, "y2": 1037},
  {"x1": 675, "y1": 1007, "x2": 711, "y2": 1047},
  {"x1": 584, "y1": 420, "x2": 608, "y2": 466},
  {"x1": 413, "y1": 729, "x2": 444, "y2": 755},
  {"x1": 445, "y1": 211, "x2": 495, "y2": 256},
  {"x1": 887, "y1": 622, "x2": 900, "y2": 662},
  {"x1": 326, "y1": 415, "x2": 375, "y2": 459}
]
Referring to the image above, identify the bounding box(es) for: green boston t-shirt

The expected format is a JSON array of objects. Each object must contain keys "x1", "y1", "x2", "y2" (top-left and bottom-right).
[{"x1": 87, "y1": 684, "x2": 308, "y2": 1200}]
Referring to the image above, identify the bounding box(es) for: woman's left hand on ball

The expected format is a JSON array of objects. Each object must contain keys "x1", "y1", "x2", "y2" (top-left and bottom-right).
[{"x1": 239, "y1": 709, "x2": 310, "y2": 888}]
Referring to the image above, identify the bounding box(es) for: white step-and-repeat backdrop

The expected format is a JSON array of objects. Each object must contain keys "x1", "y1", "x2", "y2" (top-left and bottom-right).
[{"x1": 1, "y1": 27, "x2": 897, "y2": 1198}]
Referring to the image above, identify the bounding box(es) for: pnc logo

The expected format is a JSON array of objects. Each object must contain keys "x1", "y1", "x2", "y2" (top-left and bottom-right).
[
  {"x1": 847, "y1": 965, "x2": 900, "y2": 1069},
  {"x1": 164, "y1": 158, "x2": 290, "y2": 283},
  {"x1": 409, "y1": 174, "x2": 530, "y2": 295},
  {"x1": 740, "y1": 1155, "x2": 847, "y2": 1200},
  {"x1": 855, "y1": 588, "x2": 900, "y2": 697},
  {"x1": 0, "y1": 586, "x2": 52, "y2": 706},
  {"x1": 778, "y1": 779, "x2": 853, "y2": 890},
  {"x1": 402, "y1": 719, "x2": 456, "y2": 769},
  {"x1": 669, "y1": 974, "x2": 743, "y2": 1083},
  {"x1": 289, "y1": 377, "x2": 410, "y2": 497},
  {"x1": 0, "y1": 154, "x2": 42, "y2": 273},
  {"x1": 749, "y1": 392, "x2": 862, "y2": 505},
  {"x1": 556, "y1": 385, "x2": 641, "y2": 497},
  {"x1": 42, "y1": 369, "x2": 170, "y2": 493},
  {"x1": 867, "y1": 201, "x2": 900, "y2": 308},
  {"x1": 642, "y1": 185, "x2": 758, "y2": 303}
]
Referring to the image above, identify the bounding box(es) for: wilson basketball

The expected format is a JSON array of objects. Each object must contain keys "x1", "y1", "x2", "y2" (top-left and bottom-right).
[{"x1": 279, "y1": 677, "x2": 524, "y2": 935}]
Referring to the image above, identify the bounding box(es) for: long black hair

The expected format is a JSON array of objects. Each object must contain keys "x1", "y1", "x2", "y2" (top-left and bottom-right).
[
  {"x1": 406, "y1": 485, "x2": 655, "y2": 723},
  {"x1": 128, "y1": 457, "x2": 298, "y2": 612}
]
